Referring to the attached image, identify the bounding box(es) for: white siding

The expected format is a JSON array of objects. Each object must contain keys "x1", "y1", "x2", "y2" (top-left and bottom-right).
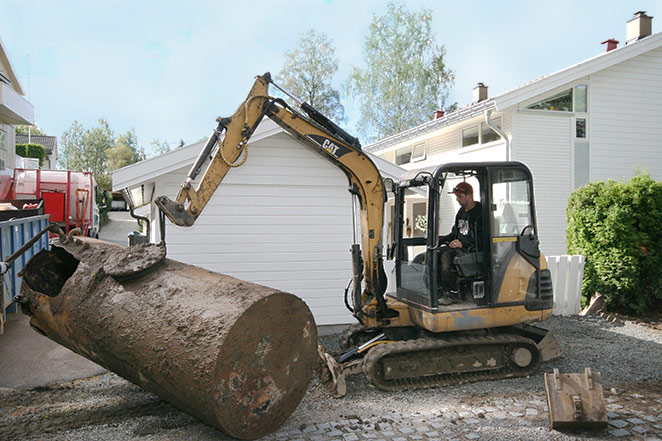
[
  {"x1": 154, "y1": 132, "x2": 356, "y2": 325},
  {"x1": 511, "y1": 112, "x2": 572, "y2": 256},
  {"x1": 589, "y1": 46, "x2": 662, "y2": 181}
]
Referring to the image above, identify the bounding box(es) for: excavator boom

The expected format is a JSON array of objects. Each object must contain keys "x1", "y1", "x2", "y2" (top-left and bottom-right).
[{"x1": 155, "y1": 73, "x2": 389, "y2": 322}]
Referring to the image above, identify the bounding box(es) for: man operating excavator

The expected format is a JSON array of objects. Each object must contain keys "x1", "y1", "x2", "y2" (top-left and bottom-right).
[{"x1": 438, "y1": 181, "x2": 482, "y2": 305}]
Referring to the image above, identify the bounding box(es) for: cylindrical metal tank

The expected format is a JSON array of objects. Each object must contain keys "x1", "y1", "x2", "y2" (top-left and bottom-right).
[{"x1": 17, "y1": 237, "x2": 317, "y2": 440}]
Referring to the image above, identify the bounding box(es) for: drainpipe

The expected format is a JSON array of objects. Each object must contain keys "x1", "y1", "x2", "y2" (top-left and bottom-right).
[{"x1": 484, "y1": 109, "x2": 511, "y2": 161}]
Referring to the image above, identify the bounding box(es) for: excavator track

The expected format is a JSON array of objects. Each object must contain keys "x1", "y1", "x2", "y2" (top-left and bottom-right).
[{"x1": 362, "y1": 334, "x2": 541, "y2": 392}]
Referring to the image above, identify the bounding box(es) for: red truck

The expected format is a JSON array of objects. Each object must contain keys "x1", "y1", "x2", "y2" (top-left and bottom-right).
[{"x1": 10, "y1": 169, "x2": 100, "y2": 238}]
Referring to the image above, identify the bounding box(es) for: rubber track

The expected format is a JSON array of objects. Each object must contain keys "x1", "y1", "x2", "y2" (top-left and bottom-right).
[{"x1": 362, "y1": 334, "x2": 541, "y2": 392}]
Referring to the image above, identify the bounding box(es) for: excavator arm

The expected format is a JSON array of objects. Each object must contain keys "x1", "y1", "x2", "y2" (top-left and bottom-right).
[{"x1": 155, "y1": 73, "x2": 393, "y2": 323}]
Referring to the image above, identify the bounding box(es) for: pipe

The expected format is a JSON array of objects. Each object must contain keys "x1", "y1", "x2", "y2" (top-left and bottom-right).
[{"x1": 484, "y1": 109, "x2": 511, "y2": 161}]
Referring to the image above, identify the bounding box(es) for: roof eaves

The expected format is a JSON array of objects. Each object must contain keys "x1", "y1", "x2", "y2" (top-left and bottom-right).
[
  {"x1": 0, "y1": 36, "x2": 24, "y2": 96},
  {"x1": 493, "y1": 31, "x2": 662, "y2": 110},
  {"x1": 365, "y1": 100, "x2": 496, "y2": 153}
]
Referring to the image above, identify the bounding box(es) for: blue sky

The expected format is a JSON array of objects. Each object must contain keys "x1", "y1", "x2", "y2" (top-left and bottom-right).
[{"x1": 1, "y1": 1, "x2": 660, "y2": 154}]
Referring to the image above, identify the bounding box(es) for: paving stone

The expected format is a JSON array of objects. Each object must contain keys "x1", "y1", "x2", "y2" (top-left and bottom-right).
[
  {"x1": 509, "y1": 411, "x2": 524, "y2": 417},
  {"x1": 303, "y1": 425, "x2": 317, "y2": 433},
  {"x1": 424, "y1": 431, "x2": 440, "y2": 438},
  {"x1": 483, "y1": 406, "x2": 498, "y2": 412},
  {"x1": 458, "y1": 411, "x2": 472, "y2": 418},
  {"x1": 429, "y1": 422, "x2": 447, "y2": 429},
  {"x1": 361, "y1": 434, "x2": 377, "y2": 439},
  {"x1": 275, "y1": 431, "x2": 289, "y2": 438},
  {"x1": 409, "y1": 436, "x2": 424, "y2": 440},
  {"x1": 310, "y1": 436, "x2": 327, "y2": 441},
  {"x1": 610, "y1": 419, "x2": 629, "y2": 428},
  {"x1": 628, "y1": 417, "x2": 646, "y2": 425},
  {"x1": 525, "y1": 408, "x2": 539, "y2": 416},
  {"x1": 643, "y1": 416, "x2": 658, "y2": 422},
  {"x1": 607, "y1": 411, "x2": 621, "y2": 419},
  {"x1": 343, "y1": 434, "x2": 359, "y2": 441},
  {"x1": 608, "y1": 428, "x2": 631, "y2": 437},
  {"x1": 466, "y1": 434, "x2": 480, "y2": 440},
  {"x1": 327, "y1": 430, "x2": 343, "y2": 437},
  {"x1": 392, "y1": 438, "x2": 407, "y2": 441},
  {"x1": 645, "y1": 437, "x2": 662, "y2": 441},
  {"x1": 491, "y1": 412, "x2": 508, "y2": 420},
  {"x1": 632, "y1": 426, "x2": 648, "y2": 434},
  {"x1": 317, "y1": 423, "x2": 332, "y2": 430},
  {"x1": 464, "y1": 418, "x2": 481, "y2": 424},
  {"x1": 608, "y1": 404, "x2": 624, "y2": 410},
  {"x1": 380, "y1": 430, "x2": 395, "y2": 437},
  {"x1": 398, "y1": 427, "x2": 414, "y2": 434}
]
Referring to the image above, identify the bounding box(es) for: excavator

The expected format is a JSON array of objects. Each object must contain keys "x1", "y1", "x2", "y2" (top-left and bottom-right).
[{"x1": 155, "y1": 72, "x2": 562, "y2": 396}]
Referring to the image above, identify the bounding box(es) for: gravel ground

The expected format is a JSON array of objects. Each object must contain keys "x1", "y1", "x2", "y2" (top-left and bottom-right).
[{"x1": 1, "y1": 315, "x2": 661, "y2": 441}]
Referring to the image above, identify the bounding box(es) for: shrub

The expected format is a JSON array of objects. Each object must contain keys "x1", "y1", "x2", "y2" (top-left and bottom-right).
[
  {"x1": 566, "y1": 173, "x2": 662, "y2": 315},
  {"x1": 16, "y1": 143, "x2": 47, "y2": 166}
]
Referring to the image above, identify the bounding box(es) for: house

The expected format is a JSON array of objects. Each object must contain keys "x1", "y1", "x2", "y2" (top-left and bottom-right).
[
  {"x1": 112, "y1": 118, "x2": 406, "y2": 326},
  {"x1": 0, "y1": 35, "x2": 35, "y2": 196},
  {"x1": 366, "y1": 11, "x2": 662, "y2": 257},
  {"x1": 15, "y1": 134, "x2": 58, "y2": 169}
]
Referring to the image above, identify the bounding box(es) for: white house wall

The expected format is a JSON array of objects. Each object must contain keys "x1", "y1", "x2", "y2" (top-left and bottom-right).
[
  {"x1": 511, "y1": 112, "x2": 572, "y2": 256},
  {"x1": 589, "y1": 46, "x2": 662, "y2": 181},
  {"x1": 152, "y1": 132, "x2": 357, "y2": 326}
]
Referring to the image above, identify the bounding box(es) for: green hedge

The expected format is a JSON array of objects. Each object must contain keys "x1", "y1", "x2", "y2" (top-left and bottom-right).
[
  {"x1": 16, "y1": 143, "x2": 46, "y2": 166},
  {"x1": 566, "y1": 173, "x2": 662, "y2": 315}
]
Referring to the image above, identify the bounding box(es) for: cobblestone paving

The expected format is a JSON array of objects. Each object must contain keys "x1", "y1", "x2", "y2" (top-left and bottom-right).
[
  {"x1": 259, "y1": 392, "x2": 662, "y2": 441},
  {"x1": 2, "y1": 375, "x2": 660, "y2": 441}
]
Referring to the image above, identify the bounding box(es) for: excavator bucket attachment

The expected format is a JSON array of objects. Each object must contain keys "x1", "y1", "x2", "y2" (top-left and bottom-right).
[
  {"x1": 16, "y1": 237, "x2": 318, "y2": 440},
  {"x1": 545, "y1": 368, "x2": 608, "y2": 429}
]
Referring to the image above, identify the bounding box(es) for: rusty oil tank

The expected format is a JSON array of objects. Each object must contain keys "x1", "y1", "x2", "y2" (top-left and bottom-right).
[{"x1": 16, "y1": 237, "x2": 318, "y2": 440}]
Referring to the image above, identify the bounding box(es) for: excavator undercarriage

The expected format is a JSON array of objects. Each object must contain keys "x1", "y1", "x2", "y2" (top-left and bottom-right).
[{"x1": 320, "y1": 324, "x2": 562, "y2": 396}]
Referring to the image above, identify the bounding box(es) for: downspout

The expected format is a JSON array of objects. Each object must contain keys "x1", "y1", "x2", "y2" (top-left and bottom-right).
[{"x1": 484, "y1": 109, "x2": 511, "y2": 161}]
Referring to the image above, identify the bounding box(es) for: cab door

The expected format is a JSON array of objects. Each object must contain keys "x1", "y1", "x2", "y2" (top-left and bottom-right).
[{"x1": 488, "y1": 166, "x2": 540, "y2": 303}]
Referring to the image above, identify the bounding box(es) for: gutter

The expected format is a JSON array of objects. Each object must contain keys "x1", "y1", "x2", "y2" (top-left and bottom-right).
[{"x1": 484, "y1": 109, "x2": 511, "y2": 161}]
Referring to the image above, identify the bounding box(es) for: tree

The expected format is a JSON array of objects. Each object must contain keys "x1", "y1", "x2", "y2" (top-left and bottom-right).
[
  {"x1": 82, "y1": 119, "x2": 115, "y2": 188},
  {"x1": 151, "y1": 139, "x2": 171, "y2": 156},
  {"x1": 15, "y1": 124, "x2": 46, "y2": 136},
  {"x1": 277, "y1": 30, "x2": 344, "y2": 123},
  {"x1": 59, "y1": 121, "x2": 85, "y2": 170},
  {"x1": 347, "y1": 1, "x2": 455, "y2": 141},
  {"x1": 106, "y1": 128, "x2": 146, "y2": 171},
  {"x1": 59, "y1": 119, "x2": 114, "y2": 188}
]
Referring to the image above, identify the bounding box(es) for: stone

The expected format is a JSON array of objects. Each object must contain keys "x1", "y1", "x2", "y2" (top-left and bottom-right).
[
  {"x1": 610, "y1": 420, "x2": 629, "y2": 428},
  {"x1": 607, "y1": 412, "x2": 620, "y2": 419},
  {"x1": 343, "y1": 434, "x2": 359, "y2": 441},
  {"x1": 628, "y1": 417, "x2": 646, "y2": 425},
  {"x1": 509, "y1": 412, "x2": 524, "y2": 417},
  {"x1": 424, "y1": 431, "x2": 440, "y2": 438},
  {"x1": 632, "y1": 426, "x2": 648, "y2": 434},
  {"x1": 464, "y1": 418, "x2": 481, "y2": 424},
  {"x1": 525, "y1": 408, "x2": 539, "y2": 416},
  {"x1": 608, "y1": 428, "x2": 630, "y2": 437},
  {"x1": 466, "y1": 434, "x2": 480, "y2": 440},
  {"x1": 491, "y1": 412, "x2": 508, "y2": 420},
  {"x1": 414, "y1": 425, "x2": 430, "y2": 432}
]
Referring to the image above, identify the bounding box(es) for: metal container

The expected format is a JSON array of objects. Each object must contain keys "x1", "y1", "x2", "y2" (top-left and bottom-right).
[
  {"x1": 17, "y1": 237, "x2": 317, "y2": 440},
  {"x1": 0, "y1": 214, "x2": 49, "y2": 324}
]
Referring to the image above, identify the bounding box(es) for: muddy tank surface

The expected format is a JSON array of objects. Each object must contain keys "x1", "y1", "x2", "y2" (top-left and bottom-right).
[{"x1": 16, "y1": 237, "x2": 318, "y2": 440}]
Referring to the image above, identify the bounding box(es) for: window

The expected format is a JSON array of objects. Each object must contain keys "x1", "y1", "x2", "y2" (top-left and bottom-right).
[
  {"x1": 526, "y1": 89, "x2": 573, "y2": 112},
  {"x1": 575, "y1": 85, "x2": 587, "y2": 112},
  {"x1": 462, "y1": 117, "x2": 502, "y2": 148},
  {"x1": 574, "y1": 141, "x2": 590, "y2": 189},
  {"x1": 395, "y1": 147, "x2": 412, "y2": 165},
  {"x1": 462, "y1": 126, "x2": 479, "y2": 147},
  {"x1": 411, "y1": 142, "x2": 426, "y2": 162},
  {"x1": 480, "y1": 117, "x2": 502, "y2": 144},
  {"x1": 576, "y1": 118, "x2": 586, "y2": 138}
]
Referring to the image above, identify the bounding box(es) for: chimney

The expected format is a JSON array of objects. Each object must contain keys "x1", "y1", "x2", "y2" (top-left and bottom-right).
[
  {"x1": 434, "y1": 110, "x2": 445, "y2": 119},
  {"x1": 601, "y1": 38, "x2": 619, "y2": 52},
  {"x1": 473, "y1": 82, "x2": 488, "y2": 103},
  {"x1": 626, "y1": 11, "x2": 653, "y2": 44}
]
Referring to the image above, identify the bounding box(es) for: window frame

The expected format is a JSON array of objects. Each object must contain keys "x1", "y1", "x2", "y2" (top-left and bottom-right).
[{"x1": 411, "y1": 141, "x2": 427, "y2": 162}]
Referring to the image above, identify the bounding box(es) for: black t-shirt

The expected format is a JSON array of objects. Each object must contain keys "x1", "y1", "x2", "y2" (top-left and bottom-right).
[{"x1": 440, "y1": 202, "x2": 483, "y2": 250}]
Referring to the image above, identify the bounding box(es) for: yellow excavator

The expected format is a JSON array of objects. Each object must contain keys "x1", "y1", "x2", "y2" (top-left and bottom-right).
[{"x1": 155, "y1": 73, "x2": 561, "y2": 396}]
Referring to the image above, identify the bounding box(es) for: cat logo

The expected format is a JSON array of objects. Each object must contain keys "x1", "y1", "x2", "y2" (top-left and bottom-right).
[{"x1": 307, "y1": 135, "x2": 352, "y2": 159}]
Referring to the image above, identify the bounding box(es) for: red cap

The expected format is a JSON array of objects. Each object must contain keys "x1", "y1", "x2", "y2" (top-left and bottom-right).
[{"x1": 448, "y1": 182, "x2": 473, "y2": 195}]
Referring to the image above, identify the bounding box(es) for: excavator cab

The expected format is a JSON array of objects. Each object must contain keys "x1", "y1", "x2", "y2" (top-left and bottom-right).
[{"x1": 391, "y1": 161, "x2": 553, "y2": 315}]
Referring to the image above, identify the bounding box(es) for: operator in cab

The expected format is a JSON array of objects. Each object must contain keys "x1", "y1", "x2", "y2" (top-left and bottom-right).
[{"x1": 438, "y1": 182, "x2": 482, "y2": 305}]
